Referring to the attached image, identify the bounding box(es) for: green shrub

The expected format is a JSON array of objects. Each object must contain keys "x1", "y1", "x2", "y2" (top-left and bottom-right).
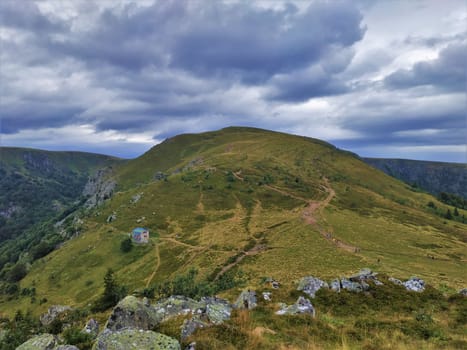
[
  {"x1": 120, "y1": 237, "x2": 133, "y2": 253},
  {"x1": 63, "y1": 327, "x2": 93, "y2": 349}
]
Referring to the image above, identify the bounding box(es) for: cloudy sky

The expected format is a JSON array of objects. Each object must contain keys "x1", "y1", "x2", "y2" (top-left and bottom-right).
[{"x1": 0, "y1": 0, "x2": 466, "y2": 162}]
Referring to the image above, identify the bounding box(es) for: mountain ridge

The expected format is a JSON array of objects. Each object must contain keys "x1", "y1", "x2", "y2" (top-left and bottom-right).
[
  {"x1": 1, "y1": 127, "x2": 466, "y2": 349},
  {"x1": 363, "y1": 157, "x2": 467, "y2": 199}
]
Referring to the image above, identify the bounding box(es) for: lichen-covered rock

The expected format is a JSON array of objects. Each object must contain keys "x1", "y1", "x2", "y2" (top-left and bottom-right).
[
  {"x1": 297, "y1": 276, "x2": 328, "y2": 298},
  {"x1": 349, "y1": 268, "x2": 382, "y2": 285},
  {"x1": 93, "y1": 329, "x2": 180, "y2": 350},
  {"x1": 234, "y1": 290, "x2": 257, "y2": 309},
  {"x1": 389, "y1": 277, "x2": 403, "y2": 285},
  {"x1": 55, "y1": 346, "x2": 80, "y2": 350},
  {"x1": 330, "y1": 279, "x2": 341, "y2": 292},
  {"x1": 341, "y1": 278, "x2": 369, "y2": 292},
  {"x1": 459, "y1": 288, "x2": 467, "y2": 296},
  {"x1": 403, "y1": 277, "x2": 425, "y2": 292},
  {"x1": 153, "y1": 296, "x2": 204, "y2": 322},
  {"x1": 181, "y1": 316, "x2": 208, "y2": 340},
  {"x1": 202, "y1": 297, "x2": 231, "y2": 324},
  {"x1": 16, "y1": 333, "x2": 57, "y2": 350},
  {"x1": 83, "y1": 318, "x2": 99, "y2": 338},
  {"x1": 275, "y1": 296, "x2": 315, "y2": 317},
  {"x1": 106, "y1": 296, "x2": 160, "y2": 331},
  {"x1": 40, "y1": 305, "x2": 72, "y2": 326}
]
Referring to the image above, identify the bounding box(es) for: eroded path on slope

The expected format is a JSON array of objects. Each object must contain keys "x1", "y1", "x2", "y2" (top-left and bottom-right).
[
  {"x1": 235, "y1": 171, "x2": 359, "y2": 253},
  {"x1": 145, "y1": 243, "x2": 161, "y2": 288}
]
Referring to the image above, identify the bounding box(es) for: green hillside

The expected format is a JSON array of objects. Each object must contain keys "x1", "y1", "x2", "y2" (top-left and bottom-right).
[
  {"x1": 0, "y1": 148, "x2": 123, "y2": 283},
  {"x1": 1, "y1": 128, "x2": 466, "y2": 349}
]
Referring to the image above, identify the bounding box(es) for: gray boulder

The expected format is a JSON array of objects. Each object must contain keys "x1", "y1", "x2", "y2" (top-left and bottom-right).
[
  {"x1": 234, "y1": 290, "x2": 257, "y2": 309},
  {"x1": 403, "y1": 277, "x2": 425, "y2": 292},
  {"x1": 349, "y1": 268, "x2": 382, "y2": 285},
  {"x1": 16, "y1": 334, "x2": 57, "y2": 350},
  {"x1": 93, "y1": 329, "x2": 180, "y2": 350},
  {"x1": 459, "y1": 288, "x2": 467, "y2": 296},
  {"x1": 40, "y1": 305, "x2": 72, "y2": 326},
  {"x1": 153, "y1": 296, "x2": 205, "y2": 322},
  {"x1": 275, "y1": 296, "x2": 315, "y2": 317},
  {"x1": 341, "y1": 278, "x2": 369, "y2": 292},
  {"x1": 181, "y1": 316, "x2": 208, "y2": 340},
  {"x1": 106, "y1": 296, "x2": 160, "y2": 331},
  {"x1": 55, "y1": 346, "x2": 80, "y2": 350},
  {"x1": 202, "y1": 297, "x2": 231, "y2": 324},
  {"x1": 388, "y1": 277, "x2": 403, "y2": 285},
  {"x1": 297, "y1": 276, "x2": 328, "y2": 298},
  {"x1": 83, "y1": 318, "x2": 99, "y2": 338},
  {"x1": 329, "y1": 279, "x2": 341, "y2": 292}
]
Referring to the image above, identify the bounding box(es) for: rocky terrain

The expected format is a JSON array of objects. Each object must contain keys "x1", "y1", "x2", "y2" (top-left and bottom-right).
[{"x1": 13, "y1": 268, "x2": 467, "y2": 349}]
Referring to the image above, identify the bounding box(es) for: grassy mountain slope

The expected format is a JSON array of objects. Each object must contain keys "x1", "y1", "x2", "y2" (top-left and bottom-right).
[
  {"x1": 0, "y1": 147, "x2": 123, "y2": 239},
  {"x1": 363, "y1": 157, "x2": 467, "y2": 199},
  {"x1": 4, "y1": 128, "x2": 466, "y2": 319},
  {"x1": 0, "y1": 147, "x2": 123, "y2": 269}
]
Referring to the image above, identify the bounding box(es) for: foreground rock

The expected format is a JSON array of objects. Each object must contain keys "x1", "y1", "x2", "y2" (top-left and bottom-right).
[
  {"x1": 83, "y1": 318, "x2": 99, "y2": 338},
  {"x1": 297, "y1": 276, "x2": 328, "y2": 297},
  {"x1": 180, "y1": 297, "x2": 232, "y2": 339},
  {"x1": 234, "y1": 290, "x2": 257, "y2": 309},
  {"x1": 276, "y1": 296, "x2": 315, "y2": 317},
  {"x1": 93, "y1": 329, "x2": 180, "y2": 350},
  {"x1": 106, "y1": 296, "x2": 160, "y2": 331},
  {"x1": 40, "y1": 305, "x2": 72, "y2": 326},
  {"x1": 203, "y1": 297, "x2": 232, "y2": 324},
  {"x1": 153, "y1": 296, "x2": 204, "y2": 322},
  {"x1": 17, "y1": 334, "x2": 57, "y2": 350}
]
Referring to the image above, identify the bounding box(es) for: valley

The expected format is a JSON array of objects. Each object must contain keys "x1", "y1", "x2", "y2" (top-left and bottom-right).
[{"x1": 1, "y1": 127, "x2": 466, "y2": 349}]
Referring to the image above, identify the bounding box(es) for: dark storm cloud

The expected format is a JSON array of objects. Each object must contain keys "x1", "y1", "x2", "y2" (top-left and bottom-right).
[
  {"x1": 1, "y1": 103, "x2": 83, "y2": 134},
  {"x1": 46, "y1": 1, "x2": 364, "y2": 78},
  {"x1": 338, "y1": 92, "x2": 466, "y2": 148},
  {"x1": 0, "y1": 0, "x2": 366, "y2": 137},
  {"x1": 385, "y1": 42, "x2": 467, "y2": 91},
  {"x1": 169, "y1": 1, "x2": 364, "y2": 80},
  {"x1": 1, "y1": 0, "x2": 465, "y2": 162}
]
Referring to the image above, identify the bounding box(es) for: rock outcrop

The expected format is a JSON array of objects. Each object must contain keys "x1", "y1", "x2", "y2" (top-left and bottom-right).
[
  {"x1": 83, "y1": 318, "x2": 99, "y2": 338},
  {"x1": 403, "y1": 277, "x2": 425, "y2": 292},
  {"x1": 16, "y1": 334, "x2": 58, "y2": 350},
  {"x1": 276, "y1": 296, "x2": 315, "y2": 317},
  {"x1": 93, "y1": 329, "x2": 180, "y2": 350},
  {"x1": 234, "y1": 290, "x2": 257, "y2": 309},
  {"x1": 203, "y1": 297, "x2": 232, "y2": 324},
  {"x1": 106, "y1": 296, "x2": 160, "y2": 331},
  {"x1": 153, "y1": 296, "x2": 205, "y2": 322},
  {"x1": 297, "y1": 276, "x2": 328, "y2": 297},
  {"x1": 83, "y1": 167, "x2": 116, "y2": 208},
  {"x1": 40, "y1": 305, "x2": 72, "y2": 326}
]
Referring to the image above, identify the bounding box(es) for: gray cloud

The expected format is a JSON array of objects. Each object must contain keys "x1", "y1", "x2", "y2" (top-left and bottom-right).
[
  {"x1": 0, "y1": 0, "x2": 465, "y2": 162},
  {"x1": 385, "y1": 42, "x2": 467, "y2": 91}
]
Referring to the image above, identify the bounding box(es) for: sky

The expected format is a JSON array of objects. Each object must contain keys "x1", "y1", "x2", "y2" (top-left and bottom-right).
[{"x1": 0, "y1": 0, "x2": 466, "y2": 162}]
